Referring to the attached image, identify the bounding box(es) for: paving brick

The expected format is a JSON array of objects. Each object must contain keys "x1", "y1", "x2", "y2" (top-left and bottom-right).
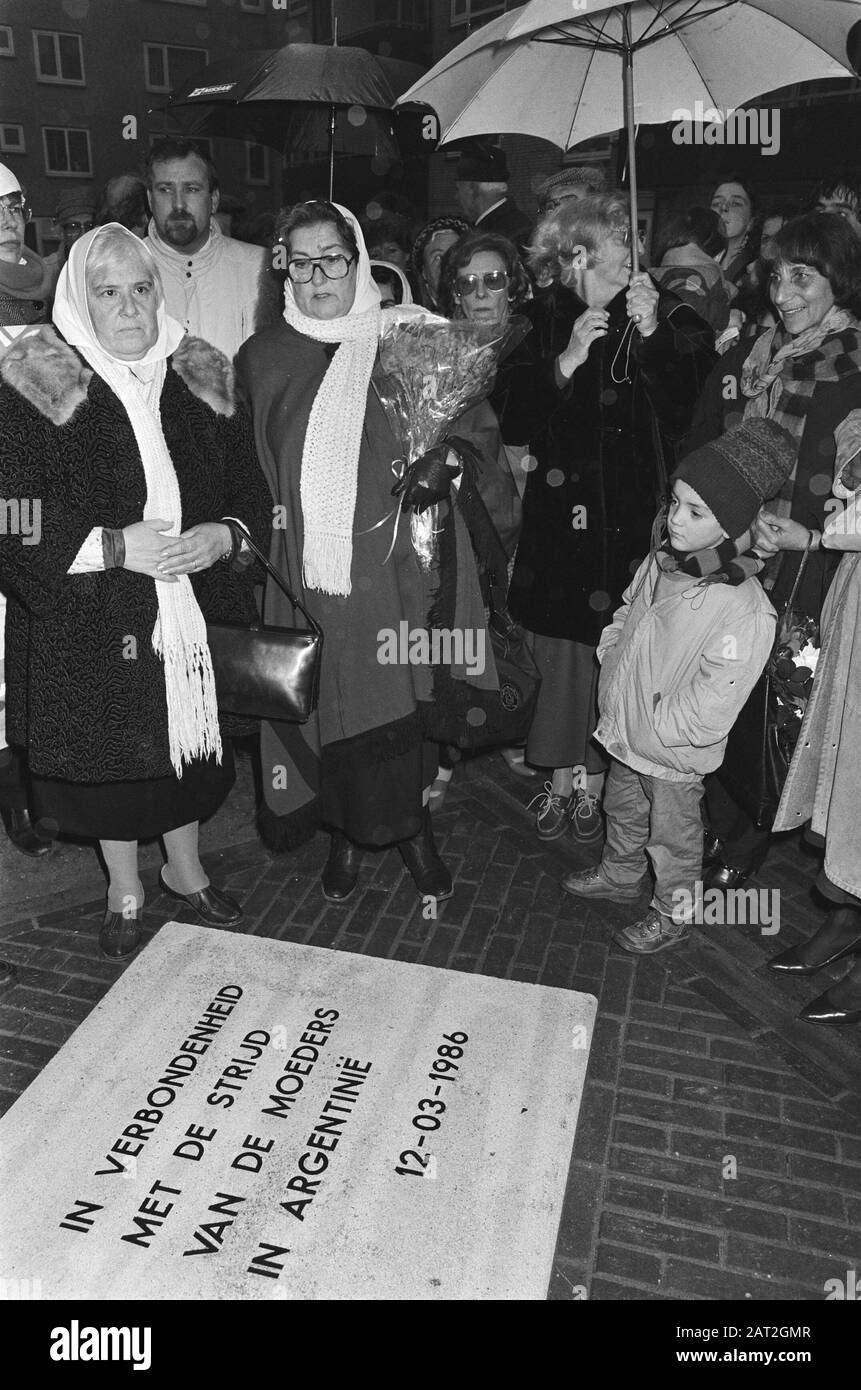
[
  {"x1": 789, "y1": 1152, "x2": 861, "y2": 1194},
  {"x1": 788, "y1": 1217, "x2": 861, "y2": 1260},
  {"x1": 600, "y1": 1211, "x2": 721, "y2": 1262},
  {"x1": 612, "y1": 1120, "x2": 669, "y2": 1153},
  {"x1": 725, "y1": 1110, "x2": 838, "y2": 1157},
  {"x1": 58, "y1": 976, "x2": 109, "y2": 1004},
  {"x1": 683, "y1": 980, "x2": 767, "y2": 1033},
  {"x1": 594, "y1": 1242, "x2": 663, "y2": 1287},
  {"x1": 0, "y1": 1086, "x2": 22, "y2": 1117},
  {"x1": 626, "y1": 1021, "x2": 710, "y2": 1057},
  {"x1": 674, "y1": 1079, "x2": 782, "y2": 1117},
  {"x1": 21, "y1": 1016, "x2": 75, "y2": 1047},
  {"x1": 585, "y1": 1017, "x2": 622, "y2": 1087},
  {"x1": 590, "y1": 1276, "x2": 677, "y2": 1301},
  {"x1": 539, "y1": 943, "x2": 576, "y2": 989},
  {"x1": 839, "y1": 1136, "x2": 861, "y2": 1165},
  {"x1": 725, "y1": 1235, "x2": 843, "y2": 1290},
  {"x1": 554, "y1": 1164, "x2": 603, "y2": 1265},
  {"x1": 478, "y1": 932, "x2": 519, "y2": 978},
  {"x1": 0, "y1": 1034, "x2": 57, "y2": 1070},
  {"x1": 546, "y1": 1263, "x2": 589, "y2": 1300},
  {"x1": 630, "y1": 959, "x2": 666, "y2": 1004},
  {"x1": 732, "y1": 1173, "x2": 845, "y2": 1220},
  {"x1": 0, "y1": 1004, "x2": 30, "y2": 1035},
  {"x1": 616, "y1": 1091, "x2": 722, "y2": 1134},
  {"x1": 783, "y1": 1097, "x2": 861, "y2": 1137},
  {"x1": 572, "y1": 1083, "x2": 615, "y2": 1165},
  {"x1": 663, "y1": 1257, "x2": 812, "y2": 1301},
  {"x1": 608, "y1": 1147, "x2": 724, "y2": 1194},
  {"x1": 420, "y1": 925, "x2": 460, "y2": 969},
  {"x1": 456, "y1": 905, "x2": 497, "y2": 956},
  {"x1": 603, "y1": 1176, "x2": 665, "y2": 1217},
  {"x1": 723, "y1": 1062, "x2": 813, "y2": 1096},
  {"x1": 617, "y1": 1066, "x2": 672, "y2": 1098},
  {"x1": 3, "y1": 987, "x2": 94, "y2": 1024},
  {"x1": 0, "y1": 1058, "x2": 39, "y2": 1092},
  {"x1": 665, "y1": 1190, "x2": 787, "y2": 1242},
  {"x1": 598, "y1": 957, "x2": 634, "y2": 1017},
  {"x1": 624, "y1": 1044, "x2": 724, "y2": 1083},
  {"x1": 670, "y1": 1129, "x2": 786, "y2": 1177}
]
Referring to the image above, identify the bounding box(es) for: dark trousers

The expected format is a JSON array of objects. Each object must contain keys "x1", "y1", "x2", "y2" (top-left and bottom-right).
[
  {"x1": 0, "y1": 745, "x2": 27, "y2": 813},
  {"x1": 704, "y1": 774, "x2": 770, "y2": 873}
]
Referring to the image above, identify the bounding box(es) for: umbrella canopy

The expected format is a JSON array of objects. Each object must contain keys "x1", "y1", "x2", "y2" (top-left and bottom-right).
[
  {"x1": 397, "y1": 0, "x2": 861, "y2": 271},
  {"x1": 166, "y1": 44, "x2": 424, "y2": 197},
  {"x1": 397, "y1": 0, "x2": 860, "y2": 149}
]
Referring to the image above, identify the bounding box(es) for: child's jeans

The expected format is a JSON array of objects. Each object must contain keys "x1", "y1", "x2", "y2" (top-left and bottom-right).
[{"x1": 600, "y1": 757, "x2": 704, "y2": 921}]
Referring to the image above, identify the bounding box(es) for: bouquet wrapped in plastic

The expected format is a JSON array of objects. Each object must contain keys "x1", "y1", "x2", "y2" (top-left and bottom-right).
[
  {"x1": 770, "y1": 606, "x2": 819, "y2": 751},
  {"x1": 375, "y1": 307, "x2": 527, "y2": 568}
]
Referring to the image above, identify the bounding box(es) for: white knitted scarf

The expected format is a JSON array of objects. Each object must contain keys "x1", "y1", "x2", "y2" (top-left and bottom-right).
[
  {"x1": 53, "y1": 224, "x2": 222, "y2": 776},
  {"x1": 282, "y1": 205, "x2": 381, "y2": 596}
]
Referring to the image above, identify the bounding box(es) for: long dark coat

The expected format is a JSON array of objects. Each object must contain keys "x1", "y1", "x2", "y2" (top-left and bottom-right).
[
  {"x1": 508, "y1": 282, "x2": 716, "y2": 646},
  {"x1": 0, "y1": 329, "x2": 272, "y2": 783}
]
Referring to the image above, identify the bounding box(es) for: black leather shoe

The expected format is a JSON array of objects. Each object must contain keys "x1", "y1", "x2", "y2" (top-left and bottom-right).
[
  {"x1": 702, "y1": 832, "x2": 723, "y2": 868},
  {"x1": 768, "y1": 936, "x2": 861, "y2": 975},
  {"x1": 1, "y1": 805, "x2": 53, "y2": 857},
  {"x1": 704, "y1": 863, "x2": 751, "y2": 891},
  {"x1": 99, "y1": 907, "x2": 142, "y2": 960},
  {"x1": 321, "y1": 832, "x2": 362, "y2": 902},
  {"x1": 159, "y1": 870, "x2": 242, "y2": 926},
  {"x1": 799, "y1": 986, "x2": 861, "y2": 1026},
  {"x1": 398, "y1": 809, "x2": 453, "y2": 900}
]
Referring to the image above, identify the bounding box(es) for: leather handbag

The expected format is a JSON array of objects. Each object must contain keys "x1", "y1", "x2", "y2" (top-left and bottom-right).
[
  {"x1": 716, "y1": 551, "x2": 810, "y2": 831},
  {"x1": 206, "y1": 522, "x2": 323, "y2": 723}
]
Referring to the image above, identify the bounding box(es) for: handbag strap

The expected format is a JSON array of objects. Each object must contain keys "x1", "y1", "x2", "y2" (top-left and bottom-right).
[
  {"x1": 225, "y1": 520, "x2": 323, "y2": 638},
  {"x1": 782, "y1": 547, "x2": 810, "y2": 617}
]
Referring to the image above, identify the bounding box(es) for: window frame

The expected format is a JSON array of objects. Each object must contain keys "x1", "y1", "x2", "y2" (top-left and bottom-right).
[
  {"x1": 450, "y1": 0, "x2": 505, "y2": 26},
  {"x1": 42, "y1": 125, "x2": 93, "y2": 178},
  {"x1": 239, "y1": 0, "x2": 266, "y2": 11},
  {"x1": 0, "y1": 124, "x2": 25, "y2": 155},
  {"x1": 0, "y1": 25, "x2": 14, "y2": 58},
  {"x1": 33, "y1": 29, "x2": 86, "y2": 86},
  {"x1": 143, "y1": 41, "x2": 209, "y2": 94}
]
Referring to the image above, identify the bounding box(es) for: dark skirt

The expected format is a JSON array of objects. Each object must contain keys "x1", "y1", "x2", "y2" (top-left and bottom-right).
[
  {"x1": 320, "y1": 738, "x2": 438, "y2": 849},
  {"x1": 524, "y1": 633, "x2": 606, "y2": 774},
  {"x1": 32, "y1": 746, "x2": 235, "y2": 842}
]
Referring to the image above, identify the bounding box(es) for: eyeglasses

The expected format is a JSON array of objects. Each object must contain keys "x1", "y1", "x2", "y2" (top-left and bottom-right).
[
  {"x1": 540, "y1": 193, "x2": 583, "y2": 214},
  {"x1": 62, "y1": 220, "x2": 95, "y2": 234},
  {"x1": 455, "y1": 269, "x2": 510, "y2": 296},
  {"x1": 0, "y1": 194, "x2": 26, "y2": 223},
  {"x1": 286, "y1": 252, "x2": 355, "y2": 283}
]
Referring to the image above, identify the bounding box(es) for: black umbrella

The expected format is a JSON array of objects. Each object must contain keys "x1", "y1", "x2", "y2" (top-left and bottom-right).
[{"x1": 164, "y1": 44, "x2": 424, "y2": 200}]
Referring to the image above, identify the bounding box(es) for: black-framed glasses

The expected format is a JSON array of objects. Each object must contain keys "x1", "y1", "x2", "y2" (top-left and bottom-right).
[
  {"x1": 455, "y1": 269, "x2": 509, "y2": 296},
  {"x1": 0, "y1": 194, "x2": 26, "y2": 223},
  {"x1": 286, "y1": 252, "x2": 355, "y2": 283},
  {"x1": 540, "y1": 193, "x2": 581, "y2": 214}
]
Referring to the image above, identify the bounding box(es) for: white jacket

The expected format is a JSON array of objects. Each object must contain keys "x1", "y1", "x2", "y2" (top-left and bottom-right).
[
  {"x1": 145, "y1": 218, "x2": 267, "y2": 360},
  {"x1": 595, "y1": 552, "x2": 776, "y2": 783}
]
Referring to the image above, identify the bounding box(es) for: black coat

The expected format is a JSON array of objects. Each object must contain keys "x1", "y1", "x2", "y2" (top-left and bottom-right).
[
  {"x1": 474, "y1": 198, "x2": 534, "y2": 252},
  {"x1": 508, "y1": 282, "x2": 716, "y2": 646},
  {"x1": 0, "y1": 330, "x2": 272, "y2": 783}
]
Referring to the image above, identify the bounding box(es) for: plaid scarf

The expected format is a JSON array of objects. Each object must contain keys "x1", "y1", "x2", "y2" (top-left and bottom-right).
[
  {"x1": 740, "y1": 307, "x2": 861, "y2": 582},
  {"x1": 659, "y1": 537, "x2": 764, "y2": 586}
]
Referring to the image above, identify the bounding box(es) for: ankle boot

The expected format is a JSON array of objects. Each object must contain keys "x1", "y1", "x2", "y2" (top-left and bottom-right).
[
  {"x1": 398, "y1": 807, "x2": 453, "y2": 900},
  {"x1": 1, "y1": 805, "x2": 53, "y2": 857},
  {"x1": 322, "y1": 831, "x2": 362, "y2": 902}
]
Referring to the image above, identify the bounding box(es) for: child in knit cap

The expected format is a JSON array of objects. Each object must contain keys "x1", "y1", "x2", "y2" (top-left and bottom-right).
[{"x1": 562, "y1": 418, "x2": 797, "y2": 953}]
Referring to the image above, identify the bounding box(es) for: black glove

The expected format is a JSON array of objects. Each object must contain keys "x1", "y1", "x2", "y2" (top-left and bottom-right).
[{"x1": 394, "y1": 443, "x2": 462, "y2": 515}]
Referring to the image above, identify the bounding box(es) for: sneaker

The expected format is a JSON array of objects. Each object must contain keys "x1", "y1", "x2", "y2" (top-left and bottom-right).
[
  {"x1": 527, "y1": 781, "x2": 574, "y2": 840},
  {"x1": 613, "y1": 909, "x2": 690, "y2": 955},
  {"x1": 569, "y1": 787, "x2": 603, "y2": 843},
  {"x1": 561, "y1": 865, "x2": 644, "y2": 902}
]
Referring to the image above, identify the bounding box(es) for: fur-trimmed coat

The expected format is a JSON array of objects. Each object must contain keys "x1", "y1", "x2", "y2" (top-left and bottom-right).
[{"x1": 0, "y1": 327, "x2": 273, "y2": 783}]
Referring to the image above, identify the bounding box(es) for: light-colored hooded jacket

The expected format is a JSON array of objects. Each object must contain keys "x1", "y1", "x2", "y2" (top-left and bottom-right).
[{"x1": 595, "y1": 550, "x2": 776, "y2": 783}]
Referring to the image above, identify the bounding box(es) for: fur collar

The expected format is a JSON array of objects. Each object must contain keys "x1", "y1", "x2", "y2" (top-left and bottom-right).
[{"x1": 0, "y1": 326, "x2": 235, "y2": 424}]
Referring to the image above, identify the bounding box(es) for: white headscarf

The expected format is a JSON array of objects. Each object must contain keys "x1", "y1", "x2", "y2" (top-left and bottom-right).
[
  {"x1": 370, "y1": 259, "x2": 414, "y2": 307},
  {"x1": 282, "y1": 203, "x2": 381, "y2": 597},
  {"x1": 53, "y1": 223, "x2": 222, "y2": 777}
]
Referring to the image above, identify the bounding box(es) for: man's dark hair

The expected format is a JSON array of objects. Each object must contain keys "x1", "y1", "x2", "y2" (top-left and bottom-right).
[
  {"x1": 275, "y1": 199, "x2": 359, "y2": 260},
  {"x1": 775, "y1": 212, "x2": 861, "y2": 316},
  {"x1": 363, "y1": 214, "x2": 412, "y2": 257},
  {"x1": 145, "y1": 138, "x2": 219, "y2": 195},
  {"x1": 811, "y1": 167, "x2": 861, "y2": 215}
]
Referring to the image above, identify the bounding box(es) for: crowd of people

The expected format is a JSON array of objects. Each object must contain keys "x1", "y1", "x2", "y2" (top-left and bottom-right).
[{"x1": 2, "y1": 135, "x2": 861, "y2": 1030}]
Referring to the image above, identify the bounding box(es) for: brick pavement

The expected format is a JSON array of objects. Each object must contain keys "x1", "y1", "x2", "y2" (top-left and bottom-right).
[{"x1": 1, "y1": 749, "x2": 860, "y2": 1302}]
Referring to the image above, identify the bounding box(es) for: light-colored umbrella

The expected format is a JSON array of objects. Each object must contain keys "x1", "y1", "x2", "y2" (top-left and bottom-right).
[{"x1": 398, "y1": 0, "x2": 861, "y2": 271}]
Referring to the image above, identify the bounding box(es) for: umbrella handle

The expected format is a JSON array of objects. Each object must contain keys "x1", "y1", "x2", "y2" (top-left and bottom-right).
[{"x1": 622, "y1": 4, "x2": 640, "y2": 277}]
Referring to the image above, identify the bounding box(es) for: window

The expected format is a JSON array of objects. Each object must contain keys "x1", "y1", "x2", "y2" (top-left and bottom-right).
[
  {"x1": 245, "y1": 141, "x2": 269, "y2": 184},
  {"x1": 33, "y1": 30, "x2": 85, "y2": 84},
  {"x1": 240, "y1": 0, "x2": 266, "y2": 11},
  {"x1": 0, "y1": 26, "x2": 14, "y2": 57},
  {"x1": 0, "y1": 124, "x2": 25, "y2": 155},
  {"x1": 144, "y1": 43, "x2": 208, "y2": 94},
  {"x1": 160, "y1": 0, "x2": 207, "y2": 7},
  {"x1": 43, "y1": 126, "x2": 92, "y2": 176},
  {"x1": 450, "y1": 0, "x2": 505, "y2": 25}
]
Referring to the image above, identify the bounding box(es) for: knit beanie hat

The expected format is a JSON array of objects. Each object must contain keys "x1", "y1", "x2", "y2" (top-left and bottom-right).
[{"x1": 672, "y1": 419, "x2": 797, "y2": 541}]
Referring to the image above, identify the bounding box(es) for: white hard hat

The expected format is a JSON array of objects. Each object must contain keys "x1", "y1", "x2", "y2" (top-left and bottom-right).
[{"x1": 0, "y1": 163, "x2": 23, "y2": 198}]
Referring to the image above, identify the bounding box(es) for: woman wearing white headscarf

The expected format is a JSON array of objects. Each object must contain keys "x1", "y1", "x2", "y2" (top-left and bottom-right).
[
  {"x1": 237, "y1": 200, "x2": 488, "y2": 903},
  {"x1": 0, "y1": 223, "x2": 271, "y2": 957}
]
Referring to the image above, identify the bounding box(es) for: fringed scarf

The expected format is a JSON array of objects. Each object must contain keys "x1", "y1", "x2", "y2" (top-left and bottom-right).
[
  {"x1": 282, "y1": 206, "x2": 381, "y2": 597},
  {"x1": 651, "y1": 508, "x2": 764, "y2": 587},
  {"x1": 53, "y1": 224, "x2": 222, "y2": 776}
]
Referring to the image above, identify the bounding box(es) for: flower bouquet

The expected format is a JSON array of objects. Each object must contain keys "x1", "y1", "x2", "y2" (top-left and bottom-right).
[
  {"x1": 375, "y1": 307, "x2": 527, "y2": 569},
  {"x1": 769, "y1": 607, "x2": 820, "y2": 757}
]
